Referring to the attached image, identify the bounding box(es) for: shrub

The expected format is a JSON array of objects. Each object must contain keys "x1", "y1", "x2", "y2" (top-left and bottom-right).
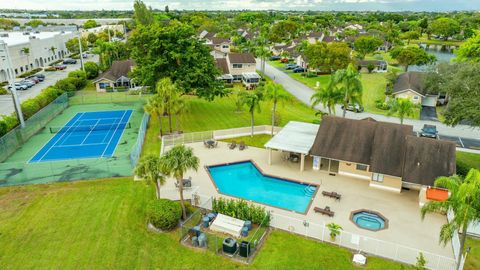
[
  {"x1": 44, "y1": 67, "x2": 57, "y2": 72},
  {"x1": 68, "y1": 70, "x2": 87, "y2": 89},
  {"x1": 1, "y1": 114, "x2": 18, "y2": 130},
  {"x1": 55, "y1": 79, "x2": 77, "y2": 92},
  {"x1": 84, "y1": 62, "x2": 99, "y2": 79},
  {"x1": 0, "y1": 121, "x2": 7, "y2": 136},
  {"x1": 456, "y1": 160, "x2": 470, "y2": 177},
  {"x1": 20, "y1": 98, "x2": 41, "y2": 119},
  {"x1": 212, "y1": 197, "x2": 271, "y2": 226},
  {"x1": 367, "y1": 64, "x2": 375, "y2": 73},
  {"x1": 146, "y1": 199, "x2": 182, "y2": 231},
  {"x1": 0, "y1": 88, "x2": 7, "y2": 95},
  {"x1": 41, "y1": 86, "x2": 64, "y2": 102},
  {"x1": 18, "y1": 68, "x2": 42, "y2": 78},
  {"x1": 375, "y1": 99, "x2": 390, "y2": 110}
]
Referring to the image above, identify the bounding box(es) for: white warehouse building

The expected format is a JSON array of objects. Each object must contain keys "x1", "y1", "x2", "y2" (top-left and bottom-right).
[{"x1": 0, "y1": 31, "x2": 76, "y2": 82}]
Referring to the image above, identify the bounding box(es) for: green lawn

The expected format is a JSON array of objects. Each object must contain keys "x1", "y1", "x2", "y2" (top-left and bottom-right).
[
  {"x1": 457, "y1": 152, "x2": 480, "y2": 170},
  {"x1": 0, "y1": 177, "x2": 414, "y2": 270},
  {"x1": 410, "y1": 34, "x2": 464, "y2": 47},
  {"x1": 466, "y1": 237, "x2": 480, "y2": 270},
  {"x1": 221, "y1": 134, "x2": 273, "y2": 148}
]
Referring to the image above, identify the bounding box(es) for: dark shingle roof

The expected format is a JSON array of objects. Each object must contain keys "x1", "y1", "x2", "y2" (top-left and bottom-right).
[
  {"x1": 211, "y1": 37, "x2": 230, "y2": 44},
  {"x1": 95, "y1": 59, "x2": 135, "y2": 82},
  {"x1": 215, "y1": 58, "x2": 229, "y2": 74},
  {"x1": 228, "y1": 53, "x2": 256, "y2": 64},
  {"x1": 402, "y1": 136, "x2": 456, "y2": 186},
  {"x1": 393, "y1": 71, "x2": 427, "y2": 96},
  {"x1": 322, "y1": 36, "x2": 336, "y2": 43}
]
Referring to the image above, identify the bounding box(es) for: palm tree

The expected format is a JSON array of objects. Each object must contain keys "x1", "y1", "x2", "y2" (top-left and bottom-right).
[
  {"x1": 238, "y1": 90, "x2": 263, "y2": 137},
  {"x1": 263, "y1": 82, "x2": 291, "y2": 135},
  {"x1": 156, "y1": 78, "x2": 180, "y2": 134},
  {"x1": 134, "y1": 154, "x2": 165, "y2": 199},
  {"x1": 331, "y1": 63, "x2": 363, "y2": 118},
  {"x1": 144, "y1": 95, "x2": 165, "y2": 137},
  {"x1": 21, "y1": 47, "x2": 30, "y2": 68},
  {"x1": 255, "y1": 45, "x2": 271, "y2": 74},
  {"x1": 421, "y1": 169, "x2": 480, "y2": 270},
  {"x1": 310, "y1": 80, "x2": 343, "y2": 115},
  {"x1": 171, "y1": 93, "x2": 188, "y2": 132},
  {"x1": 160, "y1": 145, "x2": 200, "y2": 220},
  {"x1": 387, "y1": 98, "x2": 418, "y2": 124}
]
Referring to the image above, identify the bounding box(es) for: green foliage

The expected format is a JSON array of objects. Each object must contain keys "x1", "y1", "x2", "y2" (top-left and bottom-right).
[
  {"x1": 415, "y1": 252, "x2": 426, "y2": 270},
  {"x1": 55, "y1": 78, "x2": 77, "y2": 92},
  {"x1": 133, "y1": 0, "x2": 154, "y2": 26},
  {"x1": 146, "y1": 199, "x2": 182, "y2": 231},
  {"x1": 331, "y1": 63, "x2": 363, "y2": 117},
  {"x1": 25, "y1": 19, "x2": 45, "y2": 28},
  {"x1": 455, "y1": 33, "x2": 480, "y2": 62},
  {"x1": 390, "y1": 46, "x2": 436, "y2": 71},
  {"x1": 0, "y1": 18, "x2": 20, "y2": 29},
  {"x1": 387, "y1": 98, "x2": 419, "y2": 124},
  {"x1": 269, "y1": 20, "x2": 299, "y2": 42},
  {"x1": 66, "y1": 37, "x2": 88, "y2": 54},
  {"x1": 428, "y1": 17, "x2": 461, "y2": 40},
  {"x1": 212, "y1": 197, "x2": 271, "y2": 226},
  {"x1": 305, "y1": 42, "x2": 352, "y2": 72},
  {"x1": 18, "y1": 68, "x2": 43, "y2": 78},
  {"x1": 367, "y1": 63, "x2": 375, "y2": 73},
  {"x1": 375, "y1": 99, "x2": 391, "y2": 110},
  {"x1": 354, "y1": 36, "x2": 383, "y2": 59},
  {"x1": 135, "y1": 154, "x2": 164, "y2": 198},
  {"x1": 129, "y1": 21, "x2": 226, "y2": 100},
  {"x1": 84, "y1": 62, "x2": 100, "y2": 79},
  {"x1": 0, "y1": 121, "x2": 7, "y2": 137},
  {"x1": 83, "y1": 19, "x2": 98, "y2": 29},
  {"x1": 87, "y1": 33, "x2": 98, "y2": 45},
  {"x1": 326, "y1": 223, "x2": 343, "y2": 239},
  {"x1": 20, "y1": 98, "x2": 41, "y2": 119}
]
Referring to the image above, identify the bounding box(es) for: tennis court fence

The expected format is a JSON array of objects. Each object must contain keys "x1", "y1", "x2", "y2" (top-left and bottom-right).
[
  {"x1": 130, "y1": 112, "x2": 149, "y2": 166},
  {"x1": 0, "y1": 93, "x2": 69, "y2": 163}
]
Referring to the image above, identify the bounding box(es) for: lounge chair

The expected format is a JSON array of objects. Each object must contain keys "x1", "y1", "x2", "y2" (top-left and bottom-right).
[
  {"x1": 229, "y1": 141, "x2": 237, "y2": 150},
  {"x1": 322, "y1": 191, "x2": 342, "y2": 201},
  {"x1": 204, "y1": 141, "x2": 210, "y2": 148},
  {"x1": 314, "y1": 206, "x2": 334, "y2": 217},
  {"x1": 239, "y1": 141, "x2": 246, "y2": 151},
  {"x1": 213, "y1": 141, "x2": 218, "y2": 148}
]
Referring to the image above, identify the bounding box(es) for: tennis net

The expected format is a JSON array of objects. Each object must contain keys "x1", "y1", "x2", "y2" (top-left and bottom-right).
[{"x1": 49, "y1": 122, "x2": 132, "y2": 133}]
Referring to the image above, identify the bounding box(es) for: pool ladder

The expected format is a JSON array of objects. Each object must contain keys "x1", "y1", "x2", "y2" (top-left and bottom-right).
[{"x1": 304, "y1": 185, "x2": 316, "y2": 196}]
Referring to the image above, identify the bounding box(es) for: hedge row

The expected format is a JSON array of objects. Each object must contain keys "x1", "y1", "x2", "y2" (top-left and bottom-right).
[
  {"x1": 18, "y1": 68, "x2": 43, "y2": 78},
  {"x1": 0, "y1": 70, "x2": 88, "y2": 137}
]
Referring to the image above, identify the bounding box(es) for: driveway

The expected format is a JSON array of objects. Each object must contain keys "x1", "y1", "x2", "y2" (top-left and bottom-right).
[
  {"x1": 420, "y1": 106, "x2": 438, "y2": 121},
  {"x1": 259, "y1": 60, "x2": 480, "y2": 141},
  {"x1": 0, "y1": 54, "x2": 99, "y2": 116}
]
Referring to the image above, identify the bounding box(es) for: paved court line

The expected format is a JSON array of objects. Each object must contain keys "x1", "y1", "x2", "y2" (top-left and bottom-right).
[
  {"x1": 100, "y1": 117, "x2": 122, "y2": 144},
  {"x1": 80, "y1": 119, "x2": 101, "y2": 145},
  {"x1": 53, "y1": 142, "x2": 108, "y2": 148},
  {"x1": 101, "y1": 110, "x2": 131, "y2": 157}
]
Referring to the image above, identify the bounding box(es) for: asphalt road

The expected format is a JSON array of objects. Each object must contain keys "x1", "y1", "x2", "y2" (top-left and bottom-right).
[
  {"x1": 259, "y1": 60, "x2": 480, "y2": 143},
  {"x1": 0, "y1": 54, "x2": 99, "y2": 116}
]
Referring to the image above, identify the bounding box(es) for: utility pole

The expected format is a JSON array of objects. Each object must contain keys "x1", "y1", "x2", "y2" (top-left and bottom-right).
[
  {"x1": 77, "y1": 33, "x2": 85, "y2": 72},
  {"x1": 0, "y1": 41, "x2": 25, "y2": 128}
]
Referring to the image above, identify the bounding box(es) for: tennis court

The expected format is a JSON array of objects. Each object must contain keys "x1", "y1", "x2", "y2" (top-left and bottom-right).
[{"x1": 29, "y1": 110, "x2": 133, "y2": 163}]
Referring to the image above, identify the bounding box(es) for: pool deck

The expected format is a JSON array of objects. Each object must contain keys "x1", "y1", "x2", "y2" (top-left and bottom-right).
[{"x1": 162, "y1": 142, "x2": 454, "y2": 259}]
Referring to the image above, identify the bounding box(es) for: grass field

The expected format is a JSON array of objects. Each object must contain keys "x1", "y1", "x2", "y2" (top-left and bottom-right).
[
  {"x1": 466, "y1": 237, "x2": 480, "y2": 270},
  {"x1": 0, "y1": 177, "x2": 415, "y2": 270},
  {"x1": 457, "y1": 152, "x2": 480, "y2": 171}
]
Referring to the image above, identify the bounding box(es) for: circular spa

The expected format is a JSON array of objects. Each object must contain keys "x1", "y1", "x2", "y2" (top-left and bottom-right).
[{"x1": 350, "y1": 210, "x2": 388, "y2": 231}]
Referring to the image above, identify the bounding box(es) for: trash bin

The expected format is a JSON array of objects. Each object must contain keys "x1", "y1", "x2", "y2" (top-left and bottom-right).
[
  {"x1": 198, "y1": 233, "x2": 207, "y2": 247},
  {"x1": 192, "y1": 236, "x2": 199, "y2": 247},
  {"x1": 241, "y1": 226, "x2": 249, "y2": 237},
  {"x1": 239, "y1": 241, "x2": 251, "y2": 257},
  {"x1": 244, "y1": 220, "x2": 252, "y2": 231},
  {"x1": 202, "y1": 216, "x2": 210, "y2": 228},
  {"x1": 222, "y1": 237, "x2": 237, "y2": 255}
]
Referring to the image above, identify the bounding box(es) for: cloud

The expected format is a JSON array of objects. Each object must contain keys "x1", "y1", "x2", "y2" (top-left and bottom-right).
[{"x1": 0, "y1": 0, "x2": 478, "y2": 11}]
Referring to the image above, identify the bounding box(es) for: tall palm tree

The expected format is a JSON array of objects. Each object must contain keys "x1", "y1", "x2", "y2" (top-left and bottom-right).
[
  {"x1": 21, "y1": 47, "x2": 30, "y2": 68},
  {"x1": 134, "y1": 154, "x2": 165, "y2": 199},
  {"x1": 238, "y1": 90, "x2": 263, "y2": 137},
  {"x1": 310, "y1": 80, "x2": 343, "y2": 115},
  {"x1": 171, "y1": 93, "x2": 188, "y2": 132},
  {"x1": 255, "y1": 45, "x2": 271, "y2": 74},
  {"x1": 387, "y1": 98, "x2": 418, "y2": 124},
  {"x1": 421, "y1": 169, "x2": 480, "y2": 270},
  {"x1": 263, "y1": 82, "x2": 291, "y2": 135},
  {"x1": 156, "y1": 77, "x2": 180, "y2": 134},
  {"x1": 144, "y1": 95, "x2": 164, "y2": 137},
  {"x1": 331, "y1": 63, "x2": 363, "y2": 118},
  {"x1": 160, "y1": 145, "x2": 200, "y2": 220}
]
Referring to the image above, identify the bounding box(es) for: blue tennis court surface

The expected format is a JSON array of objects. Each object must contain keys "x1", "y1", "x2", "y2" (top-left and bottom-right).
[{"x1": 29, "y1": 110, "x2": 133, "y2": 163}]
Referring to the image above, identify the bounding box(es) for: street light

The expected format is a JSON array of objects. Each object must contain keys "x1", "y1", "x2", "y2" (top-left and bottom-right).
[
  {"x1": 77, "y1": 32, "x2": 85, "y2": 72},
  {"x1": 0, "y1": 40, "x2": 25, "y2": 128}
]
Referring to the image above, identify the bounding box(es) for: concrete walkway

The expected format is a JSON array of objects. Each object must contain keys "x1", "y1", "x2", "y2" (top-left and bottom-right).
[{"x1": 258, "y1": 61, "x2": 480, "y2": 140}]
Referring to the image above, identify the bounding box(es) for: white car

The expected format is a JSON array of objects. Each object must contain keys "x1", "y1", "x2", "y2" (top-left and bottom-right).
[{"x1": 8, "y1": 82, "x2": 28, "y2": 91}]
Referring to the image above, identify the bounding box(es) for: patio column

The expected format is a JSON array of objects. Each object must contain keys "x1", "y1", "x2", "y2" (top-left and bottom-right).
[
  {"x1": 268, "y1": 148, "x2": 272, "y2": 165},
  {"x1": 300, "y1": 154, "x2": 305, "y2": 172}
]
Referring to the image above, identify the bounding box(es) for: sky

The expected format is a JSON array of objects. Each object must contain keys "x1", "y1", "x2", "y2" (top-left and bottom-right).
[{"x1": 1, "y1": 0, "x2": 480, "y2": 12}]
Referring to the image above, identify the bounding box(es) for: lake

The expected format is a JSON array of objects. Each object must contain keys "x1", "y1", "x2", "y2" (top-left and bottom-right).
[{"x1": 408, "y1": 44, "x2": 457, "y2": 72}]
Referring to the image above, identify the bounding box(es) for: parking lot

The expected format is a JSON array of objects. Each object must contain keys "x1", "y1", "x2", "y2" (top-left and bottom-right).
[{"x1": 0, "y1": 54, "x2": 98, "y2": 116}]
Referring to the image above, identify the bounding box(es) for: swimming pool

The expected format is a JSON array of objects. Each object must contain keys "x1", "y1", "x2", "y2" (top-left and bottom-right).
[
  {"x1": 351, "y1": 210, "x2": 388, "y2": 231},
  {"x1": 206, "y1": 161, "x2": 317, "y2": 213}
]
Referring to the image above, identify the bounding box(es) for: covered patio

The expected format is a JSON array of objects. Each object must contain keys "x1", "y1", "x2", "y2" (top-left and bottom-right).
[{"x1": 264, "y1": 121, "x2": 319, "y2": 172}]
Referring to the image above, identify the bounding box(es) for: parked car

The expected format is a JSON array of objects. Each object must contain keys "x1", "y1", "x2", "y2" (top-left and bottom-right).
[
  {"x1": 285, "y1": 64, "x2": 298, "y2": 70},
  {"x1": 53, "y1": 64, "x2": 67, "y2": 70},
  {"x1": 341, "y1": 104, "x2": 364, "y2": 113},
  {"x1": 82, "y1": 53, "x2": 88, "y2": 59},
  {"x1": 280, "y1": 58, "x2": 290, "y2": 63},
  {"x1": 35, "y1": 74, "x2": 45, "y2": 80},
  {"x1": 270, "y1": 56, "x2": 281, "y2": 61},
  {"x1": 26, "y1": 76, "x2": 39, "y2": 83},
  {"x1": 21, "y1": 80, "x2": 35, "y2": 87},
  {"x1": 293, "y1": 67, "x2": 306, "y2": 73},
  {"x1": 420, "y1": 124, "x2": 438, "y2": 139},
  {"x1": 8, "y1": 82, "x2": 28, "y2": 91},
  {"x1": 63, "y1": 59, "x2": 77, "y2": 64}
]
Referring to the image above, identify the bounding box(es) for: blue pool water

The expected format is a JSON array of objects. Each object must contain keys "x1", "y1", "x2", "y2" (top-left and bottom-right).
[
  {"x1": 352, "y1": 211, "x2": 386, "y2": 231},
  {"x1": 207, "y1": 161, "x2": 316, "y2": 213}
]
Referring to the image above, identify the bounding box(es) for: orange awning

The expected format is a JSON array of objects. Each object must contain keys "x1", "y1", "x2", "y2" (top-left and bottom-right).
[{"x1": 426, "y1": 187, "x2": 449, "y2": 201}]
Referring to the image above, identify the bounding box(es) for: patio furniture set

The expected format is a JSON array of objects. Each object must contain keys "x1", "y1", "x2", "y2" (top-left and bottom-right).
[
  {"x1": 229, "y1": 141, "x2": 246, "y2": 151},
  {"x1": 314, "y1": 190, "x2": 342, "y2": 217}
]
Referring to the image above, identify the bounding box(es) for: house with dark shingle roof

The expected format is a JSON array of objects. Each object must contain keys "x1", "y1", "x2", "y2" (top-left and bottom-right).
[
  {"x1": 392, "y1": 71, "x2": 438, "y2": 107},
  {"x1": 214, "y1": 53, "x2": 260, "y2": 87},
  {"x1": 93, "y1": 59, "x2": 135, "y2": 92}
]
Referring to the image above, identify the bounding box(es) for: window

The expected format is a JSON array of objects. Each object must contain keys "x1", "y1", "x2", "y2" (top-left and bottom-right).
[
  {"x1": 232, "y1": 64, "x2": 243, "y2": 69},
  {"x1": 20, "y1": 67, "x2": 24, "y2": 72},
  {"x1": 356, "y1": 164, "x2": 368, "y2": 171},
  {"x1": 413, "y1": 96, "x2": 419, "y2": 100},
  {"x1": 222, "y1": 45, "x2": 229, "y2": 49},
  {"x1": 99, "y1": 82, "x2": 109, "y2": 89},
  {"x1": 372, "y1": 173, "x2": 384, "y2": 182}
]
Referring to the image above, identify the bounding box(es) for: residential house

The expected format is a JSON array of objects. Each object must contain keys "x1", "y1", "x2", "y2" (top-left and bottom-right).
[
  {"x1": 265, "y1": 117, "x2": 456, "y2": 193},
  {"x1": 93, "y1": 59, "x2": 135, "y2": 92},
  {"x1": 356, "y1": 60, "x2": 388, "y2": 73},
  {"x1": 215, "y1": 53, "x2": 260, "y2": 88},
  {"x1": 307, "y1": 32, "x2": 324, "y2": 44},
  {"x1": 392, "y1": 71, "x2": 438, "y2": 107}
]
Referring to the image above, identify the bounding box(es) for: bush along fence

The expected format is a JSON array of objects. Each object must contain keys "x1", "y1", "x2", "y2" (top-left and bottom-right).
[{"x1": 212, "y1": 197, "x2": 271, "y2": 226}]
